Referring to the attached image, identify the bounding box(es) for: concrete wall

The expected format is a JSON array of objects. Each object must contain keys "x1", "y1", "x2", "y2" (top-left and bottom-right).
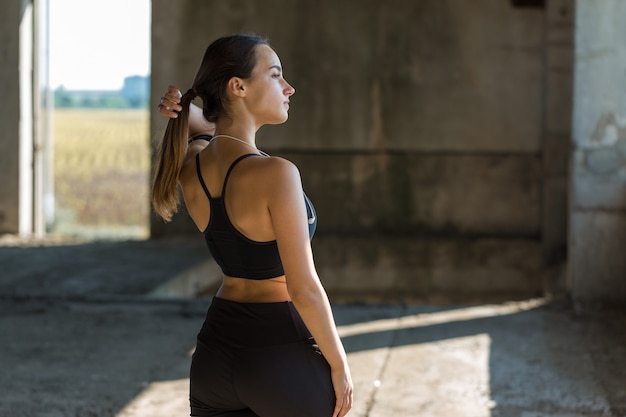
[
  {"x1": 150, "y1": 0, "x2": 564, "y2": 301},
  {"x1": 569, "y1": 0, "x2": 626, "y2": 308},
  {"x1": 0, "y1": 1, "x2": 25, "y2": 234}
]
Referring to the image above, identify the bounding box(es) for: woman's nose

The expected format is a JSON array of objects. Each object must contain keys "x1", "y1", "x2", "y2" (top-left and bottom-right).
[{"x1": 284, "y1": 81, "x2": 295, "y2": 96}]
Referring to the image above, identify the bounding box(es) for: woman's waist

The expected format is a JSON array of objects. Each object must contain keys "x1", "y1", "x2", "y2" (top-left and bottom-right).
[{"x1": 215, "y1": 275, "x2": 290, "y2": 303}]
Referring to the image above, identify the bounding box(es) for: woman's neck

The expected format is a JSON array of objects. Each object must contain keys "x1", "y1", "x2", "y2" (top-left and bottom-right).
[{"x1": 214, "y1": 118, "x2": 258, "y2": 146}]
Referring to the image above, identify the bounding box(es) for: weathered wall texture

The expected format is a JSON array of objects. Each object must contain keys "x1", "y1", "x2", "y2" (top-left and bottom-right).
[
  {"x1": 570, "y1": 0, "x2": 626, "y2": 308},
  {"x1": 151, "y1": 0, "x2": 562, "y2": 302}
]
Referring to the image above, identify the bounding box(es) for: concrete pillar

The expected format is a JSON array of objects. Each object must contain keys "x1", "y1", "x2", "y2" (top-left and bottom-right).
[
  {"x1": 0, "y1": 0, "x2": 45, "y2": 236},
  {"x1": 569, "y1": 0, "x2": 626, "y2": 308},
  {"x1": 541, "y1": 0, "x2": 574, "y2": 296},
  {"x1": 0, "y1": 1, "x2": 29, "y2": 234}
]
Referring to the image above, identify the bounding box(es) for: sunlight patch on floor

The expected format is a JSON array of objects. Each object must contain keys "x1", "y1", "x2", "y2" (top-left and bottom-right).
[
  {"x1": 116, "y1": 379, "x2": 189, "y2": 417},
  {"x1": 337, "y1": 298, "x2": 546, "y2": 338},
  {"x1": 368, "y1": 334, "x2": 494, "y2": 417}
]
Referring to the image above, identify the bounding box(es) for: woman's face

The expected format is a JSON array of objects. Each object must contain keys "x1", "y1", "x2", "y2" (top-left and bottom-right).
[{"x1": 243, "y1": 44, "x2": 295, "y2": 125}]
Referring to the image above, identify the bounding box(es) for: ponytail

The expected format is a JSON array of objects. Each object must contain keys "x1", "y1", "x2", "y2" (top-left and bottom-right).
[{"x1": 151, "y1": 88, "x2": 197, "y2": 222}]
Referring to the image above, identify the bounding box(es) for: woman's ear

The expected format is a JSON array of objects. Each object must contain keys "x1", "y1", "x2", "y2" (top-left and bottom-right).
[{"x1": 227, "y1": 77, "x2": 246, "y2": 98}]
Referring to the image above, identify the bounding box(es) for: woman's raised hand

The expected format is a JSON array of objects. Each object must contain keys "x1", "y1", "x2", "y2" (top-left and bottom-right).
[{"x1": 157, "y1": 85, "x2": 183, "y2": 118}]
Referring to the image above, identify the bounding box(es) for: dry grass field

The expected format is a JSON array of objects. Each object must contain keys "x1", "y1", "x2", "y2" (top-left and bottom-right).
[{"x1": 53, "y1": 108, "x2": 151, "y2": 238}]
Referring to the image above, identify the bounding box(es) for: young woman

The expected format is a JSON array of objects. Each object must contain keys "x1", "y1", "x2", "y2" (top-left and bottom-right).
[{"x1": 153, "y1": 34, "x2": 353, "y2": 417}]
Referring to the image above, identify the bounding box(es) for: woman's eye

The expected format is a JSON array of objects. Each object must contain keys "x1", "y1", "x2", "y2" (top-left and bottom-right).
[{"x1": 272, "y1": 73, "x2": 281, "y2": 78}]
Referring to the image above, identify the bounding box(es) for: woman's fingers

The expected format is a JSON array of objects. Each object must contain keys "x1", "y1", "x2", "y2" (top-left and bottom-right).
[
  {"x1": 157, "y1": 97, "x2": 180, "y2": 118},
  {"x1": 333, "y1": 398, "x2": 350, "y2": 417},
  {"x1": 157, "y1": 86, "x2": 183, "y2": 118},
  {"x1": 167, "y1": 85, "x2": 182, "y2": 99},
  {"x1": 333, "y1": 387, "x2": 353, "y2": 417},
  {"x1": 331, "y1": 366, "x2": 353, "y2": 417}
]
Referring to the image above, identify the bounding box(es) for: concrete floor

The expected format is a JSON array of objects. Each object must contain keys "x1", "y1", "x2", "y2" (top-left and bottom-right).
[{"x1": 0, "y1": 236, "x2": 625, "y2": 417}]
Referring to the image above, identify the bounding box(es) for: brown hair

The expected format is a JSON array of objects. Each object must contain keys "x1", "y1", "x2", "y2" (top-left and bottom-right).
[{"x1": 151, "y1": 34, "x2": 269, "y2": 222}]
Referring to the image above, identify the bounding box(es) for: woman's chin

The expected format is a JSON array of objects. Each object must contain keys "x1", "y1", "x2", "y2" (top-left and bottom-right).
[{"x1": 270, "y1": 114, "x2": 290, "y2": 125}]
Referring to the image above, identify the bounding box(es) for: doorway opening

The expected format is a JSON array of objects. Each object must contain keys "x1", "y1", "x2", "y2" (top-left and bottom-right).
[{"x1": 48, "y1": 0, "x2": 152, "y2": 240}]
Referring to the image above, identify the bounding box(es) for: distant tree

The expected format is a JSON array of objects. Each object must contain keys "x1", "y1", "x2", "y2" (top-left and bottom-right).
[
  {"x1": 53, "y1": 81, "x2": 150, "y2": 109},
  {"x1": 54, "y1": 85, "x2": 75, "y2": 108},
  {"x1": 81, "y1": 95, "x2": 98, "y2": 108},
  {"x1": 102, "y1": 95, "x2": 129, "y2": 108}
]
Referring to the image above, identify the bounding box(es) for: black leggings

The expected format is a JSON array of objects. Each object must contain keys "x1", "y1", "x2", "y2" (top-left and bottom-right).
[{"x1": 189, "y1": 297, "x2": 335, "y2": 417}]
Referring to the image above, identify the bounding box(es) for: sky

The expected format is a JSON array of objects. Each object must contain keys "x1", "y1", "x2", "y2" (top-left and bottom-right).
[{"x1": 49, "y1": 0, "x2": 150, "y2": 91}]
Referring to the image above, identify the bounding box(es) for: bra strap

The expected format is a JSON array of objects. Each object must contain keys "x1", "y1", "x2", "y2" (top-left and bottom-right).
[
  {"x1": 221, "y1": 154, "x2": 259, "y2": 197},
  {"x1": 195, "y1": 153, "x2": 212, "y2": 200}
]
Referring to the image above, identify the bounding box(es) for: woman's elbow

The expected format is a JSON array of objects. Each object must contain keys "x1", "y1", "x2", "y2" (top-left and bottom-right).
[{"x1": 286, "y1": 276, "x2": 325, "y2": 305}]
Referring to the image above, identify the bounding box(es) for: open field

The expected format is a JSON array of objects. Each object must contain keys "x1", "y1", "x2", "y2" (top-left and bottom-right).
[{"x1": 53, "y1": 108, "x2": 151, "y2": 238}]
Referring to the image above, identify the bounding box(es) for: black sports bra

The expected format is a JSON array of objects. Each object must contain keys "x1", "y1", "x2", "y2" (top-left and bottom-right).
[{"x1": 196, "y1": 153, "x2": 316, "y2": 280}]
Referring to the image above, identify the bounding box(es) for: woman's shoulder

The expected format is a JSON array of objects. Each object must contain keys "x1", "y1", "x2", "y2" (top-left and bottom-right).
[
  {"x1": 241, "y1": 155, "x2": 303, "y2": 196},
  {"x1": 248, "y1": 155, "x2": 300, "y2": 179}
]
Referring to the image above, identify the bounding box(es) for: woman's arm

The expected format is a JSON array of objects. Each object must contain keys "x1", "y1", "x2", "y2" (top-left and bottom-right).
[
  {"x1": 159, "y1": 85, "x2": 216, "y2": 137},
  {"x1": 158, "y1": 86, "x2": 215, "y2": 163},
  {"x1": 266, "y1": 158, "x2": 353, "y2": 417}
]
